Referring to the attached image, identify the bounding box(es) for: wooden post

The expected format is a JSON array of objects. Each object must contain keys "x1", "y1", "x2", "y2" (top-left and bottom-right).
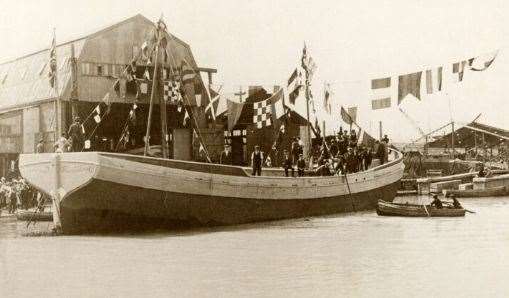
[
  {"x1": 144, "y1": 26, "x2": 163, "y2": 156},
  {"x1": 70, "y1": 43, "x2": 78, "y2": 119},
  {"x1": 158, "y1": 65, "x2": 169, "y2": 158},
  {"x1": 451, "y1": 121, "x2": 455, "y2": 159},
  {"x1": 379, "y1": 121, "x2": 383, "y2": 140},
  {"x1": 53, "y1": 28, "x2": 62, "y2": 141},
  {"x1": 51, "y1": 154, "x2": 62, "y2": 232}
]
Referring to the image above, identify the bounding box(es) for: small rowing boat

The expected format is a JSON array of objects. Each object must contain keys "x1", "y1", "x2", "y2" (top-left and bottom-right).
[
  {"x1": 444, "y1": 186, "x2": 508, "y2": 198},
  {"x1": 16, "y1": 210, "x2": 53, "y2": 222},
  {"x1": 376, "y1": 200, "x2": 465, "y2": 217}
]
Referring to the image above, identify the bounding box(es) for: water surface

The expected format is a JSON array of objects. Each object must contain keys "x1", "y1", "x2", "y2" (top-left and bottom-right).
[{"x1": 1, "y1": 196, "x2": 508, "y2": 298}]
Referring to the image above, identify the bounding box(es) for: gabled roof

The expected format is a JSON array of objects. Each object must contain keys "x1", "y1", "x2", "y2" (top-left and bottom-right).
[
  {"x1": 428, "y1": 121, "x2": 509, "y2": 148},
  {"x1": 0, "y1": 14, "x2": 195, "y2": 112}
]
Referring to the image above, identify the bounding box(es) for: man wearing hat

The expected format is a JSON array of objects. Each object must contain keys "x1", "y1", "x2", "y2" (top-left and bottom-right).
[
  {"x1": 282, "y1": 150, "x2": 294, "y2": 177},
  {"x1": 220, "y1": 144, "x2": 233, "y2": 165},
  {"x1": 68, "y1": 116, "x2": 84, "y2": 152}
]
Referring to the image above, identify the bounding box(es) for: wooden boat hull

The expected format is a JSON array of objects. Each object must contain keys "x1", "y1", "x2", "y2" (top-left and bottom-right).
[
  {"x1": 377, "y1": 200, "x2": 465, "y2": 217},
  {"x1": 19, "y1": 151, "x2": 404, "y2": 234},
  {"x1": 444, "y1": 186, "x2": 508, "y2": 198}
]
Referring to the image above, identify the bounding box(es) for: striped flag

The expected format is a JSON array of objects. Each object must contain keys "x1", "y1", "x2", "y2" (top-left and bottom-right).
[
  {"x1": 371, "y1": 77, "x2": 391, "y2": 110},
  {"x1": 452, "y1": 61, "x2": 468, "y2": 82},
  {"x1": 48, "y1": 30, "x2": 57, "y2": 88},
  {"x1": 287, "y1": 68, "x2": 304, "y2": 105},
  {"x1": 181, "y1": 60, "x2": 195, "y2": 84},
  {"x1": 340, "y1": 106, "x2": 353, "y2": 125},
  {"x1": 425, "y1": 67, "x2": 443, "y2": 94}
]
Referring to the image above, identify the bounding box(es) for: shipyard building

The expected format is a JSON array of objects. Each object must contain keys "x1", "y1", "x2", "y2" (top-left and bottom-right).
[{"x1": 0, "y1": 14, "x2": 215, "y2": 177}]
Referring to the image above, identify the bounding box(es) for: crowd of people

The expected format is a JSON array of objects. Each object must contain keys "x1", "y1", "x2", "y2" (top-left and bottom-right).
[
  {"x1": 218, "y1": 128, "x2": 392, "y2": 177},
  {"x1": 0, "y1": 177, "x2": 43, "y2": 214}
]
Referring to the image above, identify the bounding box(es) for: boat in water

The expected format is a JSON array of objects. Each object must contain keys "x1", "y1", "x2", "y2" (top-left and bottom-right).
[
  {"x1": 19, "y1": 149, "x2": 404, "y2": 234},
  {"x1": 377, "y1": 200, "x2": 466, "y2": 217}
]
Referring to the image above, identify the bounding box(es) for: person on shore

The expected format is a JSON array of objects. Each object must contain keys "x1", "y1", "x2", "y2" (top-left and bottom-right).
[
  {"x1": 68, "y1": 116, "x2": 84, "y2": 152},
  {"x1": 297, "y1": 154, "x2": 306, "y2": 177},
  {"x1": 219, "y1": 144, "x2": 233, "y2": 165},
  {"x1": 282, "y1": 150, "x2": 294, "y2": 177},
  {"x1": 251, "y1": 145, "x2": 263, "y2": 176},
  {"x1": 430, "y1": 194, "x2": 443, "y2": 209}
]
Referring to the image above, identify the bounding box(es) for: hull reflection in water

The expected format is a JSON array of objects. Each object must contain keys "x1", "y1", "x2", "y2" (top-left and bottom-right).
[{"x1": 19, "y1": 150, "x2": 404, "y2": 234}]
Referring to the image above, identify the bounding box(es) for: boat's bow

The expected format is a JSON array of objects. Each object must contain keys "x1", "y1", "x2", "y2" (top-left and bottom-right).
[{"x1": 19, "y1": 152, "x2": 99, "y2": 201}]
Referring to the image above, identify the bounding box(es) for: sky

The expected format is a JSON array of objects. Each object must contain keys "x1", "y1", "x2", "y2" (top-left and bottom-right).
[{"x1": 0, "y1": 0, "x2": 508, "y2": 142}]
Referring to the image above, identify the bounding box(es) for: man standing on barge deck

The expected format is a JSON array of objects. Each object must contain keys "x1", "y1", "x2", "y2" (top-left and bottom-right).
[{"x1": 251, "y1": 145, "x2": 263, "y2": 176}]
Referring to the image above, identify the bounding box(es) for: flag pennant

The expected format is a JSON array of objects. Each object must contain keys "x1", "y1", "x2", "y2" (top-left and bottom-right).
[
  {"x1": 205, "y1": 87, "x2": 221, "y2": 121},
  {"x1": 468, "y1": 52, "x2": 497, "y2": 71},
  {"x1": 425, "y1": 67, "x2": 443, "y2": 94},
  {"x1": 452, "y1": 61, "x2": 467, "y2": 82},
  {"x1": 163, "y1": 80, "x2": 182, "y2": 103},
  {"x1": 181, "y1": 60, "x2": 196, "y2": 84},
  {"x1": 253, "y1": 98, "x2": 272, "y2": 129},
  {"x1": 340, "y1": 107, "x2": 353, "y2": 125},
  {"x1": 94, "y1": 114, "x2": 101, "y2": 123},
  {"x1": 371, "y1": 77, "x2": 391, "y2": 110},
  {"x1": 398, "y1": 72, "x2": 422, "y2": 104},
  {"x1": 48, "y1": 31, "x2": 57, "y2": 88},
  {"x1": 323, "y1": 83, "x2": 332, "y2": 114},
  {"x1": 94, "y1": 105, "x2": 101, "y2": 114},
  {"x1": 183, "y1": 110, "x2": 190, "y2": 126},
  {"x1": 227, "y1": 100, "x2": 245, "y2": 131},
  {"x1": 269, "y1": 88, "x2": 285, "y2": 123},
  {"x1": 347, "y1": 107, "x2": 357, "y2": 123},
  {"x1": 102, "y1": 92, "x2": 111, "y2": 106}
]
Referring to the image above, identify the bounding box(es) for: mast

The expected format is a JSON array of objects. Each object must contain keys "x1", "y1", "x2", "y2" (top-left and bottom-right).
[
  {"x1": 451, "y1": 121, "x2": 455, "y2": 159},
  {"x1": 52, "y1": 28, "x2": 62, "y2": 140},
  {"x1": 144, "y1": 22, "x2": 163, "y2": 156}
]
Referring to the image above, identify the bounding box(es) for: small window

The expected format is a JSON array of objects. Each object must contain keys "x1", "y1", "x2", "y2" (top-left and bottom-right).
[
  {"x1": 81, "y1": 63, "x2": 90, "y2": 75},
  {"x1": 97, "y1": 65, "x2": 103, "y2": 76}
]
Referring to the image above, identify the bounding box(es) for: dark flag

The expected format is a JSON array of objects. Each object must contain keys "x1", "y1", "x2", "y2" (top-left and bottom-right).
[
  {"x1": 48, "y1": 31, "x2": 57, "y2": 88},
  {"x1": 398, "y1": 72, "x2": 422, "y2": 104},
  {"x1": 340, "y1": 106, "x2": 353, "y2": 125}
]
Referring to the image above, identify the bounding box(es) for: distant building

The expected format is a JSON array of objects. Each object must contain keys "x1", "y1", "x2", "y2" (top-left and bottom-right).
[{"x1": 0, "y1": 14, "x2": 213, "y2": 177}]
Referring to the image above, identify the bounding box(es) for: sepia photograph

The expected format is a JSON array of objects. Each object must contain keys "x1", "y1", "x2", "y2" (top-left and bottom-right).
[{"x1": 0, "y1": 0, "x2": 508, "y2": 297}]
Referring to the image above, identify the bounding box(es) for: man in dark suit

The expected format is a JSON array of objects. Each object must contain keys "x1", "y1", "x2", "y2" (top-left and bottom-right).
[
  {"x1": 282, "y1": 150, "x2": 294, "y2": 177},
  {"x1": 219, "y1": 145, "x2": 233, "y2": 165}
]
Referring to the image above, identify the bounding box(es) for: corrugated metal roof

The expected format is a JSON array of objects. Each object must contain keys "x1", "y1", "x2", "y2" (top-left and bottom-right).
[{"x1": 0, "y1": 36, "x2": 85, "y2": 111}]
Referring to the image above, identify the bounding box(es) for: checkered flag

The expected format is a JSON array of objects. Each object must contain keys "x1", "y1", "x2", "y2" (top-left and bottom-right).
[
  {"x1": 253, "y1": 99, "x2": 272, "y2": 129},
  {"x1": 163, "y1": 80, "x2": 182, "y2": 103}
]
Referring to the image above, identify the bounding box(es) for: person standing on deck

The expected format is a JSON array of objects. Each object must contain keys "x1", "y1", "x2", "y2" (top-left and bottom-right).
[
  {"x1": 297, "y1": 154, "x2": 306, "y2": 177},
  {"x1": 68, "y1": 116, "x2": 84, "y2": 152},
  {"x1": 282, "y1": 150, "x2": 294, "y2": 177},
  {"x1": 54, "y1": 132, "x2": 71, "y2": 153},
  {"x1": 219, "y1": 145, "x2": 233, "y2": 165},
  {"x1": 291, "y1": 137, "x2": 302, "y2": 164},
  {"x1": 251, "y1": 145, "x2": 263, "y2": 176},
  {"x1": 36, "y1": 138, "x2": 44, "y2": 153}
]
